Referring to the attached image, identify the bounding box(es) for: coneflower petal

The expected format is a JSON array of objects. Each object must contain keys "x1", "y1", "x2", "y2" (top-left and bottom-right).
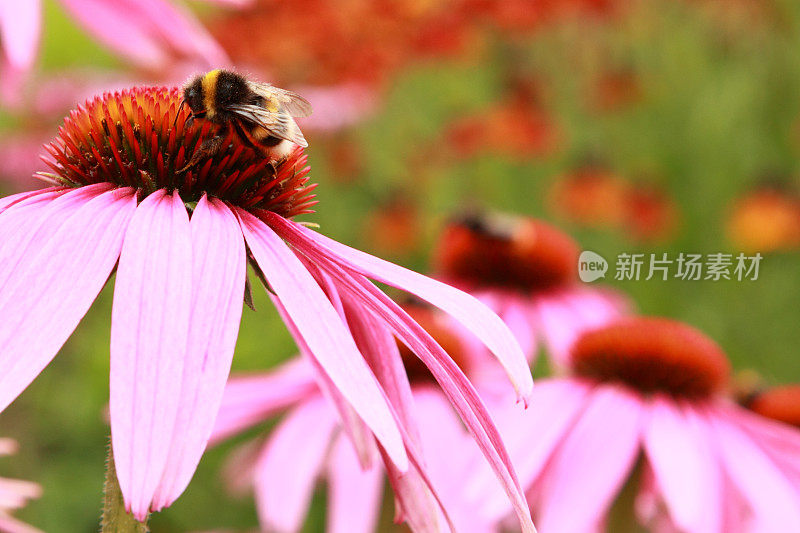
[
  {"x1": 327, "y1": 435, "x2": 384, "y2": 533},
  {"x1": 238, "y1": 211, "x2": 409, "y2": 471},
  {"x1": 478, "y1": 380, "x2": 591, "y2": 520},
  {"x1": 413, "y1": 390, "x2": 495, "y2": 533},
  {"x1": 344, "y1": 301, "x2": 443, "y2": 531},
  {"x1": 531, "y1": 296, "x2": 578, "y2": 365},
  {"x1": 210, "y1": 359, "x2": 318, "y2": 445},
  {"x1": 129, "y1": 0, "x2": 229, "y2": 64},
  {"x1": 264, "y1": 214, "x2": 533, "y2": 403},
  {"x1": 110, "y1": 190, "x2": 192, "y2": 521},
  {"x1": 0, "y1": 185, "x2": 109, "y2": 286},
  {"x1": 497, "y1": 296, "x2": 538, "y2": 362},
  {"x1": 537, "y1": 386, "x2": 642, "y2": 533},
  {"x1": 254, "y1": 397, "x2": 338, "y2": 533},
  {"x1": 313, "y1": 262, "x2": 534, "y2": 533},
  {"x1": 267, "y1": 268, "x2": 380, "y2": 469},
  {"x1": 642, "y1": 399, "x2": 722, "y2": 533},
  {"x1": 267, "y1": 262, "x2": 382, "y2": 471},
  {"x1": 0, "y1": 187, "x2": 60, "y2": 215},
  {"x1": 0, "y1": 186, "x2": 136, "y2": 412},
  {"x1": 728, "y1": 405, "x2": 800, "y2": 481},
  {"x1": 58, "y1": 0, "x2": 168, "y2": 69},
  {"x1": 710, "y1": 414, "x2": 800, "y2": 531},
  {"x1": 152, "y1": 196, "x2": 246, "y2": 510},
  {"x1": 344, "y1": 299, "x2": 422, "y2": 450},
  {"x1": 299, "y1": 266, "x2": 380, "y2": 467},
  {"x1": 0, "y1": 0, "x2": 40, "y2": 70},
  {"x1": 381, "y1": 453, "x2": 442, "y2": 533}
]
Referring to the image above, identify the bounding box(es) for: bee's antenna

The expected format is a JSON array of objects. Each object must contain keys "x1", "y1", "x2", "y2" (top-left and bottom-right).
[{"x1": 173, "y1": 99, "x2": 186, "y2": 129}]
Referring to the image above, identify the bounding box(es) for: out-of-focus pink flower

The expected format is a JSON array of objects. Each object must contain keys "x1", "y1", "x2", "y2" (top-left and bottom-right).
[
  {"x1": 0, "y1": 132, "x2": 49, "y2": 191},
  {"x1": 0, "y1": 438, "x2": 42, "y2": 533},
  {"x1": 294, "y1": 83, "x2": 377, "y2": 132},
  {"x1": 434, "y1": 212, "x2": 629, "y2": 368},
  {"x1": 0, "y1": 87, "x2": 533, "y2": 527},
  {"x1": 0, "y1": 0, "x2": 236, "y2": 105},
  {"x1": 212, "y1": 363, "x2": 499, "y2": 533},
  {"x1": 475, "y1": 317, "x2": 800, "y2": 532},
  {"x1": 211, "y1": 302, "x2": 514, "y2": 533}
]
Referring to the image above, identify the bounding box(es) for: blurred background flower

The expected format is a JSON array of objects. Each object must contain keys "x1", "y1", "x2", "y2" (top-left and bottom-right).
[
  {"x1": 472, "y1": 318, "x2": 800, "y2": 532},
  {"x1": 0, "y1": 439, "x2": 41, "y2": 533},
  {"x1": 209, "y1": 301, "x2": 516, "y2": 533},
  {"x1": 1, "y1": 0, "x2": 800, "y2": 530}
]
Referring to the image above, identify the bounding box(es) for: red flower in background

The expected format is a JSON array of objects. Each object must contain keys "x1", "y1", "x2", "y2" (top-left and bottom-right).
[
  {"x1": 746, "y1": 385, "x2": 800, "y2": 429},
  {"x1": 726, "y1": 186, "x2": 800, "y2": 253},
  {"x1": 473, "y1": 318, "x2": 800, "y2": 532},
  {"x1": 548, "y1": 164, "x2": 679, "y2": 243},
  {"x1": 434, "y1": 212, "x2": 629, "y2": 367},
  {"x1": 446, "y1": 81, "x2": 562, "y2": 159}
]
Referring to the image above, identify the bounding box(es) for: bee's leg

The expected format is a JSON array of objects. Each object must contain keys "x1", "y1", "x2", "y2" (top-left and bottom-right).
[
  {"x1": 178, "y1": 123, "x2": 228, "y2": 174},
  {"x1": 231, "y1": 120, "x2": 260, "y2": 152}
]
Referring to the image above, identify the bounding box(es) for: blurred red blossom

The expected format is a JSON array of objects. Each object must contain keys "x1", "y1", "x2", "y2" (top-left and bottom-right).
[
  {"x1": 726, "y1": 186, "x2": 800, "y2": 253},
  {"x1": 445, "y1": 81, "x2": 562, "y2": 159},
  {"x1": 548, "y1": 165, "x2": 679, "y2": 243}
]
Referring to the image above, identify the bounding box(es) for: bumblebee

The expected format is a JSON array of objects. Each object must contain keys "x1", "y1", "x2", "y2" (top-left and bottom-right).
[{"x1": 177, "y1": 69, "x2": 312, "y2": 172}]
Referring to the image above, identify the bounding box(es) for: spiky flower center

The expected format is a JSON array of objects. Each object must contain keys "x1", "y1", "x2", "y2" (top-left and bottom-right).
[
  {"x1": 435, "y1": 214, "x2": 579, "y2": 292},
  {"x1": 747, "y1": 386, "x2": 800, "y2": 428},
  {"x1": 40, "y1": 87, "x2": 316, "y2": 218},
  {"x1": 571, "y1": 318, "x2": 730, "y2": 398}
]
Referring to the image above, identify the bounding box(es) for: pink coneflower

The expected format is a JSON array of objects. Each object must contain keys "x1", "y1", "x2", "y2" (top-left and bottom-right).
[
  {"x1": 0, "y1": 87, "x2": 533, "y2": 527},
  {"x1": 434, "y1": 212, "x2": 628, "y2": 367},
  {"x1": 211, "y1": 302, "x2": 510, "y2": 532},
  {"x1": 0, "y1": 439, "x2": 42, "y2": 533},
  {"x1": 0, "y1": 1, "x2": 235, "y2": 105},
  {"x1": 477, "y1": 317, "x2": 800, "y2": 532}
]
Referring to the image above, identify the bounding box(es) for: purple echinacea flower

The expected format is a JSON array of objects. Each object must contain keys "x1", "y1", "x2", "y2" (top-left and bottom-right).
[
  {"x1": 0, "y1": 0, "x2": 242, "y2": 105},
  {"x1": 471, "y1": 317, "x2": 800, "y2": 532},
  {"x1": 434, "y1": 212, "x2": 629, "y2": 369},
  {"x1": 210, "y1": 302, "x2": 515, "y2": 533},
  {"x1": 0, "y1": 86, "x2": 534, "y2": 529}
]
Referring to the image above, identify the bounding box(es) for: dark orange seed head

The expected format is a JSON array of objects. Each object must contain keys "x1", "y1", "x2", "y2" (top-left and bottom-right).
[
  {"x1": 40, "y1": 87, "x2": 317, "y2": 219},
  {"x1": 571, "y1": 317, "x2": 731, "y2": 399},
  {"x1": 435, "y1": 213, "x2": 580, "y2": 293}
]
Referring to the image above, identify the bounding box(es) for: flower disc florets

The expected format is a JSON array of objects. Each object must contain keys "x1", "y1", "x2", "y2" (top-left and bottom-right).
[
  {"x1": 435, "y1": 213, "x2": 580, "y2": 292},
  {"x1": 40, "y1": 87, "x2": 316, "y2": 218},
  {"x1": 747, "y1": 385, "x2": 800, "y2": 428},
  {"x1": 571, "y1": 318, "x2": 731, "y2": 398}
]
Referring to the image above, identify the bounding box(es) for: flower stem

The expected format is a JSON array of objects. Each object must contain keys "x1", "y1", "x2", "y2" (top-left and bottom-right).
[{"x1": 102, "y1": 440, "x2": 149, "y2": 532}]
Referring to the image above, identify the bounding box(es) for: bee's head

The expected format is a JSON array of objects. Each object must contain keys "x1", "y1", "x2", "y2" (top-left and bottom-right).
[{"x1": 182, "y1": 76, "x2": 205, "y2": 114}]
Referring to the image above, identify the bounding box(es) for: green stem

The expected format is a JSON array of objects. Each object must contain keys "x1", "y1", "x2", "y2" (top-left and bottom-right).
[{"x1": 101, "y1": 440, "x2": 149, "y2": 532}]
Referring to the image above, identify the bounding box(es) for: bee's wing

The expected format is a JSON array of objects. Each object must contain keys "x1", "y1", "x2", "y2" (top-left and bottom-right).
[
  {"x1": 227, "y1": 104, "x2": 308, "y2": 147},
  {"x1": 247, "y1": 81, "x2": 313, "y2": 118}
]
